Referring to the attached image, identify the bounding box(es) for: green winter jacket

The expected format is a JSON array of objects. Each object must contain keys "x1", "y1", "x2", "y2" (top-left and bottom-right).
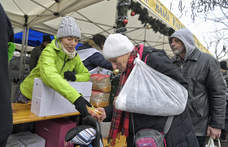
[{"x1": 20, "y1": 36, "x2": 90, "y2": 103}]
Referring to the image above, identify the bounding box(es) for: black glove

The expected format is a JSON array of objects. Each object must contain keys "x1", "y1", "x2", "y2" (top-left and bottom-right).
[
  {"x1": 74, "y1": 96, "x2": 92, "y2": 117},
  {"x1": 64, "y1": 71, "x2": 76, "y2": 81}
]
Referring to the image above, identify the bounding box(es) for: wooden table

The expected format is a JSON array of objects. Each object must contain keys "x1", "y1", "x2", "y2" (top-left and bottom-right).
[
  {"x1": 12, "y1": 103, "x2": 127, "y2": 146},
  {"x1": 12, "y1": 103, "x2": 80, "y2": 124}
]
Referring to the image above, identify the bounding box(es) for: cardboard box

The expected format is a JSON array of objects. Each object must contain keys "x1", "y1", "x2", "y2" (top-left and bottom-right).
[
  {"x1": 9, "y1": 131, "x2": 45, "y2": 147},
  {"x1": 31, "y1": 78, "x2": 55, "y2": 116},
  {"x1": 52, "y1": 82, "x2": 92, "y2": 115},
  {"x1": 32, "y1": 78, "x2": 55, "y2": 100},
  {"x1": 17, "y1": 134, "x2": 45, "y2": 147},
  {"x1": 35, "y1": 118, "x2": 76, "y2": 147},
  {"x1": 31, "y1": 96, "x2": 53, "y2": 117},
  {"x1": 12, "y1": 131, "x2": 33, "y2": 138},
  {"x1": 68, "y1": 81, "x2": 92, "y2": 97},
  {"x1": 52, "y1": 92, "x2": 76, "y2": 115},
  {"x1": 31, "y1": 78, "x2": 92, "y2": 117},
  {"x1": 6, "y1": 134, "x2": 25, "y2": 147}
]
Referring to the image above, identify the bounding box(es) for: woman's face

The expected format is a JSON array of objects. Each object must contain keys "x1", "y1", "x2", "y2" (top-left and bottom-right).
[
  {"x1": 108, "y1": 53, "x2": 130, "y2": 72},
  {"x1": 60, "y1": 37, "x2": 79, "y2": 52}
]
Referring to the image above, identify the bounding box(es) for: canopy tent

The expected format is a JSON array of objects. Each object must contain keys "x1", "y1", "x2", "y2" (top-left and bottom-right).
[
  {"x1": 0, "y1": 0, "x2": 102, "y2": 79},
  {"x1": 2, "y1": 0, "x2": 102, "y2": 29},
  {"x1": 28, "y1": 0, "x2": 175, "y2": 56},
  {"x1": 1, "y1": 0, "x2": 209, "y2": 80},
  {"x1": 26, "y1": 0, "x2": 210, "y2": 56}
]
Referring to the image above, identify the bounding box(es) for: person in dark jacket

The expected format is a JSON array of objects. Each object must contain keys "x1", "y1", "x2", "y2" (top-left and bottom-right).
[
  {"x1": 0, "y1": 3, "x2": 14, "y2": 147},
  {"x1": 170, "y1": 28, "x2": 226, "y2": 147},
  {"x1": 77, "y1": 34, "x2": 112, "y2": 75},
  {"x1": 92, "y1": 34, "x2": 199, "y2": 147},
  {"x1": 219, "y1": 61, "x2": 228, "y2": 142},
  {"x1": 29, "y1": 34, "x2": 52, "y2": 71}
]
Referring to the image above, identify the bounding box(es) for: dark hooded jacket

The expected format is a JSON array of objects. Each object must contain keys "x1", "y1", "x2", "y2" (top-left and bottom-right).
[
  {"x1": 222, "y1": 71, "x2": 228, "y2": 100},
  {"x1": 104, "y1": 45, "x2": 199, "y2": 147},
  {"x1": 0, "y1": 3, "x2": 13, "y2": 146},
  {"x1": 77, "y1": 40, "x2": 112, "y2": 74},
  {"x1": 170, "y1": 28, "x2": 226, "y2": 136},
  {"x1": 29, "y1": 44, "x2": 45, "y2": 71}
]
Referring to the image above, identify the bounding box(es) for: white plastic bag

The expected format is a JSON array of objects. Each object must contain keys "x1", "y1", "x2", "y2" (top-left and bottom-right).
[
  {"x1": 115, "y1": 56, "x2": 188, "y2": 116},
  {"x1": 205, "y1": 136, "x2": 220, "y2": 147}
]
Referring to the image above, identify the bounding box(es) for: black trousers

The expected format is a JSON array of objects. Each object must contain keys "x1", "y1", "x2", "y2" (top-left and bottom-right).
[
  {"x1": 221, "y1": 100, "x2": 228, "y2": 139},
  {"x1": 197, "y1": 136, "x2": 206, "y2": 147}
]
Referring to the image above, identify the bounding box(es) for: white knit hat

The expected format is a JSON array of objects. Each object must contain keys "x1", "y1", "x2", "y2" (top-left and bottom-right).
[
  {"x1": 103, "y1": 34, "x2": 134, "y2": 59},
  {"x1": 57, "y1": 16, "x2": 81, "y2": 39}
]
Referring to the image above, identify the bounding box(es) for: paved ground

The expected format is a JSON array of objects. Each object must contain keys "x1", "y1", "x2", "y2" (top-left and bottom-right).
[
  {"x1": 220, "y1": 142, "x2": 228, "y2": 147},
  {"x1": 217, "y1": 140, "x2": 228, "y2": 147},
  {"x1": 213, "y1": 140, "x2": 227, "y2": 147}
]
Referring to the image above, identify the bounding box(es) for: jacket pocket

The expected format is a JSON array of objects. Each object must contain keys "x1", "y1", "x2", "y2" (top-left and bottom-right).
[{"x1": 188, "y1": 99, "x2": 202, "y2": 118}]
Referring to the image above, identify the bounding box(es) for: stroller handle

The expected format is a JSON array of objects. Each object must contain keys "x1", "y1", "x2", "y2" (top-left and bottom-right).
[{"x1": 85, "y1": 115, "x2": 102, "y2": 147}]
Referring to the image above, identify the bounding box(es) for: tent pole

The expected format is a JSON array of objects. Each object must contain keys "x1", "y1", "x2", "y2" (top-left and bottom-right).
[
  {"x1": 162, "y1": 34, "x2": 164, "y2": 50},
  {"x1": 21, "y1": 28, "x2": 30, "y2": 79},
  {"x1": 144, "y1": 27, "x2": 146, "y2": 46},
  {"x1": 19, "y1": 27, "x2": 28, "y2": 80}
]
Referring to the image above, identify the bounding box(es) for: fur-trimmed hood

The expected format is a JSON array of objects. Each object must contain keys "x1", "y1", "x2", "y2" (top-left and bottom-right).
[{"x1": 77, "y1": 39, "x2": 100, "y2": 51}]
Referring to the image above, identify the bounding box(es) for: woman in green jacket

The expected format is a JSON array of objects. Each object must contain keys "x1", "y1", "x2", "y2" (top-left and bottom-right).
[{"x1": 15, "y1": 16, "x2": 91, "y2": 117}]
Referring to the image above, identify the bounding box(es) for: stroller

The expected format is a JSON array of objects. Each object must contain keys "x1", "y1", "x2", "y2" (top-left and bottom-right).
[{"x1": 65, "y1": 116, "x2": 103, "y2": 147}]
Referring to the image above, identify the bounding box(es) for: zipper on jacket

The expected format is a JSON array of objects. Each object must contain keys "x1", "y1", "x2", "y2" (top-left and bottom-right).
[
  {"x1": 60, "y1": 55, "x2": 70, "y2": 73},
  {"x1": 176, "y1": 61, "x2": 182, "y2": 72},
  {"x1": 179, "y1": 61, "x2": 185, "y2": 72}
]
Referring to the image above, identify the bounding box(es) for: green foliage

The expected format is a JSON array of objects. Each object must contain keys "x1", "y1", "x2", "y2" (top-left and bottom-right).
[
  {"x1": 129, "y1": 0, "x2": 174, "y2": 36},
  {"x1": 116, "y1": 0, "x2": 175, "y2": 36},
  {"x1": 116, "y1": 0, "x2": 131, "y2": 34}
]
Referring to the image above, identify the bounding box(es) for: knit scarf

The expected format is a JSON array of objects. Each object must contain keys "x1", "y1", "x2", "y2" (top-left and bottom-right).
[
  {"x1": 60, "y1": 42, "x2": 76, "y2": 59},
  {"x1": 108, "y1": 47, "x2": 138, "y2": 146}
]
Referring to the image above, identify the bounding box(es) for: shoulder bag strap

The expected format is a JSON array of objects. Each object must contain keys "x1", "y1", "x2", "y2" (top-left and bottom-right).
[
  {"x1": 137, "y1": 45, "x2": 152, "y2": 64},
  {"x1": 163, "y1": 116, "x2": 174, "y2": 135},
  {"x1": 131, "y1": 113, "x2": 136, "y2": 137},
  {"x1": 131, "y1": 113, "x2": 173, "y2": 137}
]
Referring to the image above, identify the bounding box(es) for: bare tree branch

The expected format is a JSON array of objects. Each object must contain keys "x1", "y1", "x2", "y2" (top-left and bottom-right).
[
  {"x1": 203, "y1": 36, "x2": 212, "y2": 49},
  {"x1": 207, "y1": 16, "x2": 228, "y2": 28},
  {"x1": 178, "y1": 0, "x2": 185, "y2": 13},
  {"x1": 202, "y1": 29, "x2": 228, "y2": 59},
  {"x1": 170, "y1": 2, "x2": 172, "y2": 11},
  {"x1": 220, "y1": 6, "x2": 228, "y2": 19},
  {"x1": 188, "y1": 0, "x2": 228, "y2": 21}
]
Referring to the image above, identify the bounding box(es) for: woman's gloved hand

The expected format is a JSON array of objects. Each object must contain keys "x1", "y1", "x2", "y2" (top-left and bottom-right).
[
  {"x1": 74, "y1": 96, "x2": 92, "y2": 117},
  {"x1": 64, "y1": 71, "x2": 76, "y2": 81}
]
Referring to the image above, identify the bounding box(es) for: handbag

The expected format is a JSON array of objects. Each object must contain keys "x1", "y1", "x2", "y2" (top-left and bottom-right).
[
  {"x1": 115, "y1": 55, "x2": 188, "y2": 116},
  {"x1": 205, "y1": 136, "x2": 221, "y2": 147}
]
